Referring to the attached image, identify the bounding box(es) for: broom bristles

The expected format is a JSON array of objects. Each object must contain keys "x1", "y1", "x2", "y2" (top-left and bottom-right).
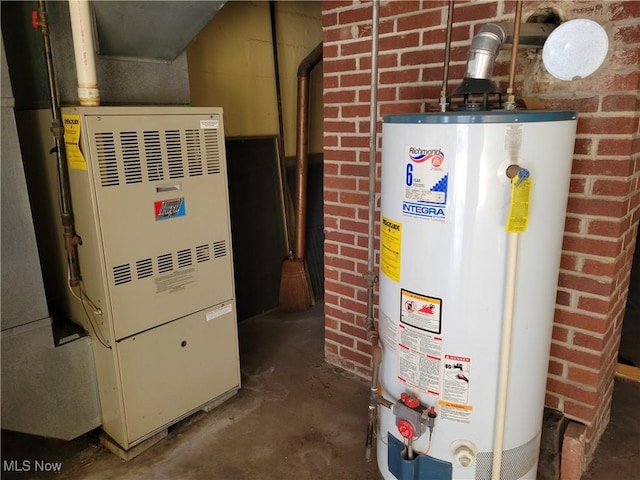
[{"x1": 279, "y1": 257, "x2": 312, "y2": 312}]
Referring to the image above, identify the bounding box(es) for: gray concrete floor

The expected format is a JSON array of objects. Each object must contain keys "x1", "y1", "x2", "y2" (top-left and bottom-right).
[{"x1": 1, "y1": 303, "x2": 639, "y2": 479}]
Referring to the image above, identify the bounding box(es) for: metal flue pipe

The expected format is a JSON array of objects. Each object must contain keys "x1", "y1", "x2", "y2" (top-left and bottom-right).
[
  {"x1": 35, "y1": 0, "x2": 82, "y2": 286},
  {"x1": 505, "y1": 0, "x2": 524, "y2": 109},
  {"x1": 293, "y1": 43, "x2": 323, "y2": 261}
]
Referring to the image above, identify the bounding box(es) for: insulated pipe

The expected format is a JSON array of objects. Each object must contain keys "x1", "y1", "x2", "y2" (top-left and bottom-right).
[
  {"x1": 35, "y1": 0, "x2": 82, "y2": 287},
  {"x1": 439, "y1": 0, "x2": 455, "y2": 112},
  {"x1": 293, "y1": 43, "x2": 322, "y2": 260},
  {"x1": 68, "y1": 0, "x2": 100, "y2": 105}
]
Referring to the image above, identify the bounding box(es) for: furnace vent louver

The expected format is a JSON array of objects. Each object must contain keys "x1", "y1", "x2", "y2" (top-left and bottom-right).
[
  {"x1": 96, "y1": 132, "x2": 119, "y2": 187},
  {"x1": 196, "y1": 244, "x2": 210, "y2": 263},
  {"x1": 178, "y1": 249, "x2": 193, "y2": 268},
  {"x1": 120, "y1": 132, "x2": 143, "y2": 184},
  {"x1": 94, "y1": 126, "x2": 223, "y2": 187},
  {"x1": 144, "y1": 131, "x2": 164, "y2": 182},
  {"x1": 136, "y1": 258, "x2": 153, "y2": 280},
  {"x1": 213, "y1": 240, "x2": 227, "y2": 258},
  {"x1": 113, "y1": 264, "x2": 132, "y2": 285}
]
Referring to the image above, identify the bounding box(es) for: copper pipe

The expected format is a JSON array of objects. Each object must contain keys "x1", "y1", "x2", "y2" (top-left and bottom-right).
[
  {"x1": 439, "y1": 0, "x2": 455, "y2": 111},
  {"x1": 506, "y1": 0, "x2": 524, "y2": 106},
  {"x1": 293, "y1": 43, "x2": 322, "y2": 260}
]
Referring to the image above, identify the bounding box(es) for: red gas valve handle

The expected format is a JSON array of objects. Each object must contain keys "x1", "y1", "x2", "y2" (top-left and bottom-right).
[{"x1": 397, "y1": 419, "x2": 416, "y2": 439}]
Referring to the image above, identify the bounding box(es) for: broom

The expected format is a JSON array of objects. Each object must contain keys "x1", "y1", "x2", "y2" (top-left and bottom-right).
[{"x1": 272, "y1": 2, "x2": 312, "y2": 312}]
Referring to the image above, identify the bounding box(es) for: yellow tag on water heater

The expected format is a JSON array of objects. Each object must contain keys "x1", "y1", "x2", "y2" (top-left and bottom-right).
[{"x1": 506, "y1": 175, "x2": 531, "y2": 233}]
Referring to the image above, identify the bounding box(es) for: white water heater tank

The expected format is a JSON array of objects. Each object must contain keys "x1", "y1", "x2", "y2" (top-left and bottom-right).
[{"x1": 377, "y1": 111, "x2": 577, "y2": 480}]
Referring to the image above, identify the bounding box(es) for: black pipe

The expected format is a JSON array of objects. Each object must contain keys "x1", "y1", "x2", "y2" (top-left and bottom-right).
[{"x1": 35, "y1": 1, "x2": 82, "y2": 286}]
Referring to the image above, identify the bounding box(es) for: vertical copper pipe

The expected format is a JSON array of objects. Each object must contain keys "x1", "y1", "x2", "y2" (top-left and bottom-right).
[
  {"x1": 506, "y1": 0, "x2": 523, "y2": 107},
  {"x1": 293, "y1": 43, "x2": 322, "y2": 260},
  {"x1": 439, "y1": 0, "x2": 455, "y2": 111}
]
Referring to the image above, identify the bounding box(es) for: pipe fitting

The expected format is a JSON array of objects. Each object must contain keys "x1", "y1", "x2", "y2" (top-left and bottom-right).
[{"x1": 464, "y1": 23, "x2": 507, "y2": 80}]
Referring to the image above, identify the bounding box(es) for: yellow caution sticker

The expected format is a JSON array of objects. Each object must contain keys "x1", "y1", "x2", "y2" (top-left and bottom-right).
[
  {"x1": 381, "y1": 216, "x2": 401, "y2": 282},
  {"x1": 62, "y1": 114, "x2": 87, "y2": 170},
  {"x1": 506, "y1": 175, "x2": 531, "y2": 233}
]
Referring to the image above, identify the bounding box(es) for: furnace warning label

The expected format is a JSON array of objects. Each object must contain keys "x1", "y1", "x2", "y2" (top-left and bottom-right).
[
  {"x1": 401, "y1": 289, "x2": 442, "y2": 334},
  {"x1": 439, "y1": 354, "x2": 472, "y2": 423},
  {"x1": 397, "y1": 323, "x2": 442, "y2": 397},
  {"x1": 155, "y1": 268, "x2": 196, "y2": 294},
  {"x1": 381, "y1": 216, "x2": 401, "y2": 282},
  {"x1": 402, "y1": 145, "x2": 449, "y2": 222},
  {"x1": 62, "y1": 114, "x2": 87, "y2": 170}
]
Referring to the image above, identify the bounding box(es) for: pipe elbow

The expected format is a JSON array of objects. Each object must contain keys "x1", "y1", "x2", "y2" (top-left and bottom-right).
[{"x1": 465, "y1": 23, "x2": 507, "y2": 80}]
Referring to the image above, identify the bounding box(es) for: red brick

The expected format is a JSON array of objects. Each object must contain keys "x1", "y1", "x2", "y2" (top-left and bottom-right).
[
  {"x1": 552, "y1": 326, "x2": 569, "y2": 343},
  {"x1": 549, "y1": 343, "x2": 602, "y2": 371},
  {"x1": 560, "y1": 254, "x2": 578, "y2": 272},
  {"x1": 582, "y1": 259, "x2": 618, "y2": 278},
  {"x1": 322, "y1": 1, "x2": 354, "y2": 12},
  {"x1": 592, "y1": 178, "x2": 632, "y2": 197},
  {"x1": 564, "y1": 401, "x2": 596, "y2": 424},
  {"x1": 566, "y1": 197, "x2": 627, "y2": 218},
  {"x1": 325, "y1": 26, "x2": 354, "y2": 42},
  {"x1": 325, "y1": 328, "x2": 355, "y2": 348},
  {"x1": 569, "y1": 178, "x2": 586, "y2": 194},
  {"x1": 324, "y1": 58, "x2": 358, "y2": 74},
  {"x1": 577, "y1": 116, "x2": 638, "y2": 136},
  {"x1": 338, "y1": 191, "x2": 368, "y2": 207},
  {"x1": 324, "y1": 148, "x2": 357, "y2": 162},
  {"x1": 323, "y1": 12, "x2": 338, "y2": 28},
  {"x1": 324, "y1": 120, "x2": 357, "y2": 134},
  {"x1": 560, "y1": 422, "x2": 587, "y2": 480},
  {"x1": 339, "y1": 346, "x2": 370, "y2": 367},
  {"x1": 548, "y1": 359, "x2": 564, "y2": 376},
  {"x1": 577, "y1": 296, "x2": 611, "y2": 316},
  {"x1": 558, "y1": 273, "x2": 613, "y2": 297},
  {"x1": 611, "y1": 47, "x2": 640, "y2": 67},
  {"x1": 380, "y1": 102, "x2": 422, "y2": 116},
  {"x1": 324, "y1": 203, "x2": 356, "y2": 219},
  {"x1": 396, "y1": 10, "x2": 442, "y2": 32},
  {"x1": 546, "y1": 377, "x2": 598, "y2": 404},
  {"x1": 614, "y1": 23, "x2": 640, "y2": 44},
  {"x1": 556, "y1": 290, "x2": 572, "y2": 307},
  {"x1": 573, "y1": 138, "x2": 592, "y2": 156},
  {"x1": 608, "y1": 0, "x2": 640, "y2": 21},
  {"x1": 572, "y1": 332, "x2": 605, "y2": 352},
  {"x1": 380, "y1": 0, "x2": 421, "y2": 17},
  {"x1": 545, "y1": 393, "x2": 561, "y2": 409},
  {"x1": 341, "y1": 72, "x2": 372, "y2": 88},
  {"x1": 341, "y1": 39, "x2": 372, "y2": 56},
  {"x1": 587, "y1": 219, "x2": 623, "y2": 238},
  {"x1": 338, "y1": 5, "x2": 372, "y2": 25},
  {"x1": 340, "y1": 321, "x2": 367, "y2": 340},
  {"x1": 571, "y1": 159, "x2": 634, "y2": 177},
  {"x1": 359, "y1": 53, "x2": 398, "y2": 70},
  {"x1": 554, "y1": 309, "x2": 608, "y2": 334},
  {"x1": 562, "y1": 235, "x2": 621, "y2": 258},
  {"x1": 325, "y1": 175, "x2": 358, "y2": 190},
  {"x1": 379, "y1": 32, "x2": 420, "y2": 52},
  {"x1": 563, "y1": 216, "x2": 581, "y2": 234},
  {"x1": 341, "y1": 135, "x2": 369, "y2": 148},
  {"x1": 454, "y1": 2, "x2": 498, "y2": 22},
  {"x1": 597, "y1": 138, "x2": 634, "y2": 156},
  {"x1": 325, "y1": 230, "x2": 356, "y2": 246},
  {"x1": 543, "y1": 97, "x2": 599, "y2": 113}
]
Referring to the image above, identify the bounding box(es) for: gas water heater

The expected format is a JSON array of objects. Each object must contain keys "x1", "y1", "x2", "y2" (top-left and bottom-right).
[
  {"x1": 59, "y1": 106, "x2": 240, "y2": 451},
  {"x1": 377, "y1": 111, "x2": 577, "y2": 479}
]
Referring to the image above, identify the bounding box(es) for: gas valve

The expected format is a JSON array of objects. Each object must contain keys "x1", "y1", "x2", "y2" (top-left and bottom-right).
[{"x1": 392, "y1": 392, "x2": 429, "y2": 440}]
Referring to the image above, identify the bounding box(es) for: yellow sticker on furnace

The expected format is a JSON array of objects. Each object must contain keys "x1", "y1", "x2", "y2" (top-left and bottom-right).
[
  {"x1": 381, "y1": 216, "x2": 401, "y2": 282},
  {"x1": 62, "y1": 114, "x2": 87, "y2": 170}
]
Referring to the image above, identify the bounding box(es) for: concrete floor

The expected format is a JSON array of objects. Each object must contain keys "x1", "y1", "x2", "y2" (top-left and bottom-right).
[{"x1": 2, "y1": 303, "x2": 639, "y2": 479}]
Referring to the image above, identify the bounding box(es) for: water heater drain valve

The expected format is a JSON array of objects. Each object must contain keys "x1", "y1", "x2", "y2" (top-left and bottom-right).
[{"x1": 393, "y1": 393, "x2": 429, "y2": 440}]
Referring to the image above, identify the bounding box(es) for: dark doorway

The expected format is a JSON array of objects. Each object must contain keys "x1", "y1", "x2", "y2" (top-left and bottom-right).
[
  {"x1": 620, "y1": 238, "x2": 640, "y2": 367},
  {"x1": 226, "y1": 137, "x2": 287, "y2": 321}
]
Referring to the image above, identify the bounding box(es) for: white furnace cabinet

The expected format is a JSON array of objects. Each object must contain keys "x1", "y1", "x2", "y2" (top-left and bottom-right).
[{"x1": 60, "y1": 106, "x2": 240, "y2": 450}]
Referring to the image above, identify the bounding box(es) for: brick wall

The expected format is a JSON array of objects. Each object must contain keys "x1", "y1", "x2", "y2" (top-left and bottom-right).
[{"x1": 322, "y1": 0, "x2": 640, "y2": 468}]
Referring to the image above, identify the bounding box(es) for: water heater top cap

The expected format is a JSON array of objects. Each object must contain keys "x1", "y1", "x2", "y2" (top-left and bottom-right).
[{"x1": 542, "y1": 19, "x2": 609, "y2": 81}]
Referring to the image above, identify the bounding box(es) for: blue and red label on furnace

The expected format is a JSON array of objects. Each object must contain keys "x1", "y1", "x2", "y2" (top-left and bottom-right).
[{"x1": 154, "y1": 198, "x2": 186, "y2": 221}]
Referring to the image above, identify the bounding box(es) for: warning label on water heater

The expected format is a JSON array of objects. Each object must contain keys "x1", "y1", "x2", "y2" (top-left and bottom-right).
[
  {"x1": 396, "y1": 323, "x2": 442, "y2": 397},
  {"x1": 439, "y1": 354, "x2": 472, "y2": 424},
  {"x1": 401, "y1": 289, "x2": 442, "y2": 334},
  {"x1": 402, "y1": 146, "x2": 449, "y2": 222},
  {"x1": 381, "y1": 216, "x2": 401, "y2": 282}
]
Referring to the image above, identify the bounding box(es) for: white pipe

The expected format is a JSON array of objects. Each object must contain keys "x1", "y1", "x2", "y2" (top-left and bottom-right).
[
  {"x1": 491, "y1": 231, "x2": 519, "y2": 480},
  {"x1": 68, "y1": 0, "x2": 100, "y2": 105}
]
